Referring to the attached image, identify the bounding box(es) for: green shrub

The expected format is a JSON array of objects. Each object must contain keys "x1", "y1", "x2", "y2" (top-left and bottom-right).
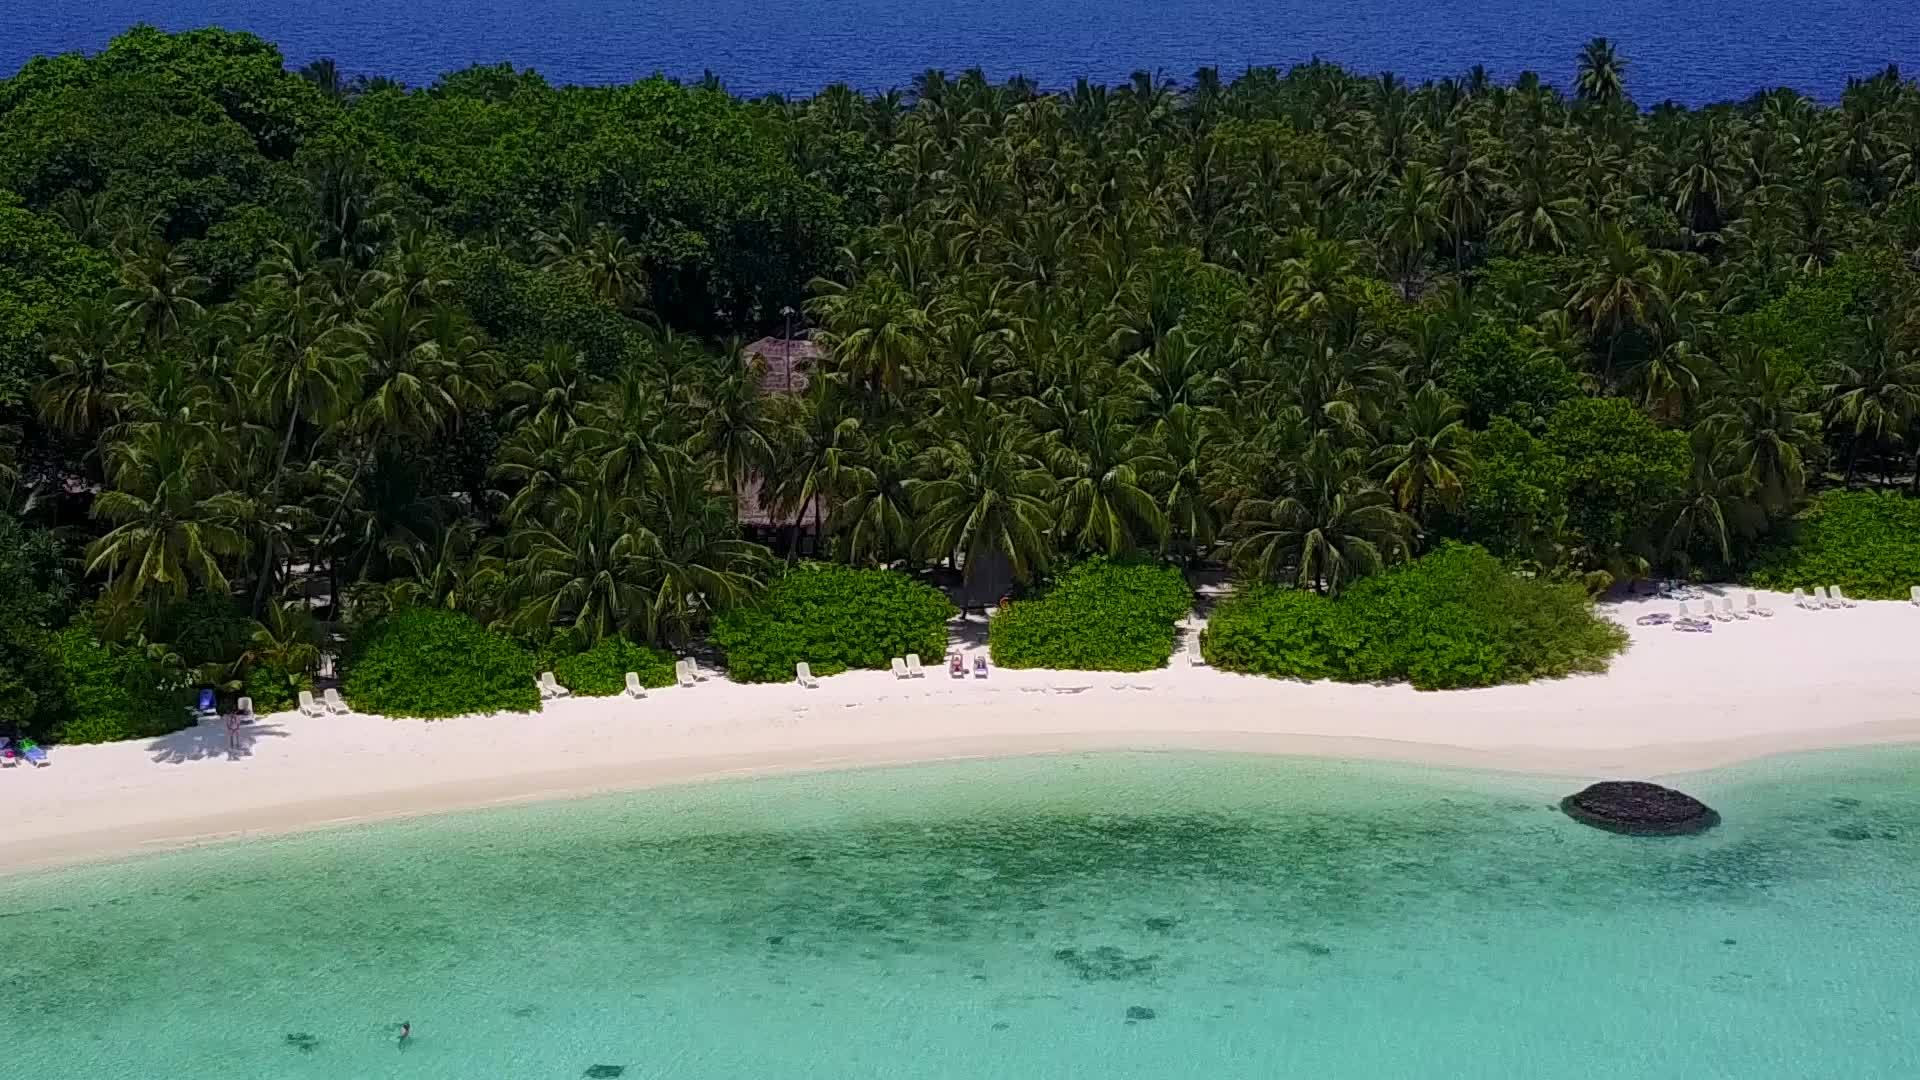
[
  {"x1": 988, "y1": 559, "x2": 1192, "y2": 671},
  {"x1": 551, "y1": 636, "x2": 679, "y2": 696},
  {"x1": 1202, "y1": 545, "x2": 1627, "y2": 690},
  {"x1": 48, "y1": 625, "x2": 191, "y2": 744},
  {"x1": 342, "y1": 607, "x2": 538, "y2": 718},
  {"x1": 710, "y1": 563, "x2": 955, "y2": 683},
  {"x1": 1748, "y1": 490, "x2": 1920, "y2": 599},
  {"x1": 241, "y1": 659, "x2": 310, "y2": 715},
  {"x1": 149, "y1": 592, "x2": 253, "y2": 672}
]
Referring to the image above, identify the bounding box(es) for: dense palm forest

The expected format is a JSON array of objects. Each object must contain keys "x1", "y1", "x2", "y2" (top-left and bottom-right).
[{"x1": 1, "y1": 28, "x2": 1917, "y2": 737}]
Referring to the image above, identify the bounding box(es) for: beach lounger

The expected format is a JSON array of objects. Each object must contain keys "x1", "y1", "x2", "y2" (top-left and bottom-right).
[
  {"x1": 536, "y1": 672, "x2": 569, "y2": 698},
  {"x1": 1673, "y1": 618, "x2": 1713, "y2": 633},
  {"x1": 1635, "y1": 612, "x2": 1672, "y2": 626},
  {"x1": 1187, "y1": 641, "x2": 1205, "y2": 667},
  {"x1": 1791, "y1": 588, "x2": 1810, "y2": 610},
  {"x1": 1912, "y1": 585, "x2": 1920, "y2": 606},
  {"x1": 948, "y1": 652, "x2": 965, "y2": 678},
  {"x1": 1812, "y1": 586, "x2": 1831, "y2": 608},
  {"x1": 796, "y1": 662, "x2": 818, "y2": 689},
  {"x1": 0, "y1": 738, "x2": 15, "y2": 767},
  {"x1": 685, "y1": 658, "x2": 708, "y2": 682},
  {"x1": 323, "y1": 688, "x2": 350, "y2": 714},
  {"x1": 906, "y1": 653, "x2": 926, "y2": 678},
  {"x1": 1676, "y1": 601, "x2": 1692, "y2": 619},
  {"x1": 298, "y1": 689, "x2": 325, "y2": 717},
  {"x1": 1719, "y1": 597, "x2": 1747, "y2": 621},
  {"x1": 624, "y1": 672, "x2": 646, "y2": 699},
  {"x1": 237, "y1": 696, "x2": 254, "y2": 719},
  {"x1": 195, "y1": 688, "x2": 217, "y2": 717},
  {"x1": 1829, "y1": 585, "x2": 1856, "y2": 608},
  {"x1": 19, "y1": 739, "x2": 47, "y2": 766},
  {"x1": 1745, "y1": 593, "x2": 1773, "y2": 618},
  {"x1": 973, "y1": 656, "x2": 989, "y2": 678},
  {"x1": 676, "y1": 659, "x2": 696, "y2": 688},
  {"x1": 891, "y1": 657, "x2": 910, "y2": 680}
]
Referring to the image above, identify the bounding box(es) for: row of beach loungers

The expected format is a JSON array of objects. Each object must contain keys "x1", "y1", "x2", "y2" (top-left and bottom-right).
[
  {"x1": 532, "y1": 653, "x2": 998, "y2": 697},
  {"x1": 1639, "y1": 586, "x2": 1880, "y2": 633},
  {"x1": 0, "y1": 737, "x2": 48, "y2": 767}
]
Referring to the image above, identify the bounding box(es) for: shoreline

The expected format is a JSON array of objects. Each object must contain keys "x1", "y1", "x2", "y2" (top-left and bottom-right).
[{"x1": 3, "y1": 588, "x2": 1917, "y2": 877}]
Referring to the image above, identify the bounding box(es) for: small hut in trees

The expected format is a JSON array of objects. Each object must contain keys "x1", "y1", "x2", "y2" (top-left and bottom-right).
[{"x1": 737, "y1": 335, "x2": 826, "y2": 553}]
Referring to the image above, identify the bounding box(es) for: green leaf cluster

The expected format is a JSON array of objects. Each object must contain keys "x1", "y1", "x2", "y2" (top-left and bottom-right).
[
  {"x1": 710, "y1": 563, "x2": 955, "y2": 683},
  {"x1": 47, "y1": 625, "x2": 191, "y2": 744},
  {"x1": 1203, "y1": 545, "x2": 1627, "y2": 690},
  {"x1": 342, "y1": 607, "x2": 538, "y2": 717},
  {"x1": 988, "y1": 559, "x2": 1191, "y2": 671},
  {"x1": 1748, "y1": 490, "x2": 1920, "y2": 599},
  {"x1": 551, "y1": 636, "x2": 679, "y2": 697}
]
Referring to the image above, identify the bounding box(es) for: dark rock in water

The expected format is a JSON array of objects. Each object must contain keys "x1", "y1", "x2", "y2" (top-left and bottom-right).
[
  {"x1": 1721, "y1": 938, "x2": 1737, "y2": 946},
  {"x1": 284, "y1": 1033, "x2": 319, "y2": 1054},
  {"x1": 1561, "y1": 781, "x2": 1720, "y2": 835},
  {"x1": 1143, "y1": 916, "x2": 1178, "y2": 933},
  {"x1": 991, "y1": 1021, "x2": 1010, "y2": 1031},
  {"x1": 1052, "y1": 945, "x2": 1156, "y2": 982},
  {"x1": 1287, "y1": 940, "x2": 1333, "y2": 958},
  {"x1": 583, "y1": 1067, "x2": 625, "y2": 1079},
  {"x1": 765, "y1": 935, "x2": 785, "y2": 946},
  {"x1": 1828, "y1": 825, "x2": 1873, "y2": 842},
  {"x1": 1126, "y1": 1006, "x2": 1157, "y2": 1021}
]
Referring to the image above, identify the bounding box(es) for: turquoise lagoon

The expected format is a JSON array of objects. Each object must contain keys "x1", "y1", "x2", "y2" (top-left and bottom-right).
[{"x1": 3, "y1": 749, "x2": 1918, "y2": 1078}]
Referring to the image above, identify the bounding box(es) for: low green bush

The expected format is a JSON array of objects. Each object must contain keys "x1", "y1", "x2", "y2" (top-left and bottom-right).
[
  {"x1": 551, "y1": 636, "x2": 679, "y2": 696},
  {"x1": 1748, "y1": 490, "x2": 1920, "y2": 599},
  {"x1": 710, "y1": 563, "x2": 955, "y2": 683},
  {"x1": 241, "y1": 660, "x2": 310, "y2": 715},
  {"x1": 988, "y1": 559, "x2": 1192, "y2": 671},
  {"x1": 342, "y1": 607, "x2": 539, "y2": 717},
  {"x1": 48, "y1": 625, "x2": 191, "y2": 744},
  {"x1": 1202, "y1": 544, "x2": 1627, "y2": 690},
  {"x1": 149, "y1": 592, "x2": 253, "y2": 673}
]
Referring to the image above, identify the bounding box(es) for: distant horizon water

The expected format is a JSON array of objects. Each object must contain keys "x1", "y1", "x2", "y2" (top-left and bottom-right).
[
  {"x1": 4, "y1": 1, "x2": 1917, "y2": 105},
  {"x1": 4, "y1": 747, "x2": 1919, "y2": 1078}
]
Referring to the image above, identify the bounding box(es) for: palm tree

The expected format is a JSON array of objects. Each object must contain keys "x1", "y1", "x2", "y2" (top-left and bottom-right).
[
  {"x1": 1156, "y1": 403, "x2": 1225, "y2": 564},
  {"x1": 1702, "y1": 344, "x2": 1821, "y2": 515},
  {"x1": 1049, "y1": 399, "x2": 1169, "y2": 556},
  {"x1": 505, "y1": 487, "x2": 650, "y2": 649},
  {"x1": 1575, "y1": 38, "x2": 1628, "y2": 108},
  {"x1": 910, "y1": 419, "x2": 1056, "y2": 585},
  {"x1": 687, "y1": 351, "x2": 776, "y2": 521},
  {"x1": 1567, "y1": 222, "x2": 1666, "y2": 381},
  {"x1": 1226, "y1": 434, "x2": 1412, "y2": 594},
  {"x1": 629, "y1": 461, "x2": 771, "y2": 648},
  {"x1": 1374, "y1": 382, "x2": 1472, "y2": 527},
  {"x1": 1824, "y1": 320, "x2": 1920, "y2": 486},
  {"x1": 87, "y1": 425, "x2": 249, "y2": 612},
  {"x1": 112, "y1": 239, "x2": 208, "y2": 344},
  {"x1": 37, "y1": 298, "x2": 129, "y2": 438},
  {"x1": 828, "y1": 423, "x2": 918, "y2": 566}
]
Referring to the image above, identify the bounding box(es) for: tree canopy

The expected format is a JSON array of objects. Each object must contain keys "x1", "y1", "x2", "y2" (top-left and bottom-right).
[{"x1": 3, "y1": 29, "x2": 1919, "y2": 731}]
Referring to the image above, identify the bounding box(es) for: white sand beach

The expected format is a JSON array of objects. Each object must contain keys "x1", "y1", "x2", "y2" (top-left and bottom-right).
[{"x1": 2, "y1": 587, "x2": 1916, "y2": 875}]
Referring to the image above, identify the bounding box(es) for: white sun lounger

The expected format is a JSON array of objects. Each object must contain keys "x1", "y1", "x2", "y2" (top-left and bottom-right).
[
  {"x1": 1745, "y1": 593, "x2": 1773, "y2": 617},
  {"x1": 1811, "y1": 586, "x2": 1831, "y2": 608},
  {"x1": 1676, "y1": 601, "x2": 1692, "y2": 619},
  {"x1": 237, "y1": 696, "x2": 255, "y2": 719},
  {"x1": 323, "y1": 688, "x2": 349, "y2": 714},
  {"x1": 624, "y1": 672, "x2": 645, "y2": 698},
  {"x1": 1829, "y1": 585, "x2": 1856, "y2": 608},
  {"x1": 1186, "y1": 642, "x2": 1205, "y2": 667},
  {"x1": 906, "y1": 653, "x2": 926, "y2": 678},
  {"x1": 796, "y1": 662, "x2": 818, "y2": 688},
  {"x1": 298, "y1": 689, "x2": 324, "y2": 717},
  {"x1": 1719, "y1": 597, "x2": 1747, "y2": 620},
  {"x1": 891, "y1": 657, "x2": 910, "y2": 679},
  {"x1": 537, "y1": 671, "x2": 569, "y2": 698},
  {"x1": 1791, "y1": 588, "x2": 1810, "y2": 610},
  {"x1": 1911, "y1": 585, "x2": 1920, "y2": 606},
  {"x1": 676, "y1": 659, "x2": 696, "y2": 687}
]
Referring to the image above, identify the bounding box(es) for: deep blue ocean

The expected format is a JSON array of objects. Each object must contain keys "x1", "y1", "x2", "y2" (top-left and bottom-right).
[{"x1": 3, "y1": 0, "x2": 1917, "y2": 105}]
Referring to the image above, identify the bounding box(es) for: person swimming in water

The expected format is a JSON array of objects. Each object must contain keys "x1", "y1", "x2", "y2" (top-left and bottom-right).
[{"x1": 398, "y1": 1022, "x2": 412, "y2": 1049}]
